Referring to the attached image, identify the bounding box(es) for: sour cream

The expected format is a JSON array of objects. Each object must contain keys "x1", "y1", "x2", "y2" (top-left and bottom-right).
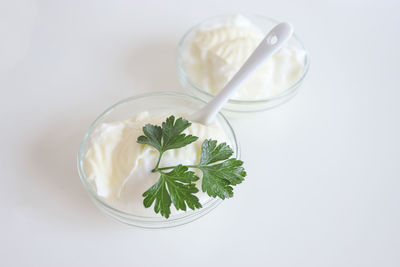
[
  {"x1": 84, "y1": 111, "x2": 229, "y2": 217},
  {"x1": 181, "y1": 14, "x2": 306, "y2": 100}
]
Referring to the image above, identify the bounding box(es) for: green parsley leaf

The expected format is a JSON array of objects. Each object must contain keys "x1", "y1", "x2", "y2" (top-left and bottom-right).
[
  {"x1": 161, "y1": 116, "x2": 198, "y2": 151},
  {"x1": 137, "y1": 115, "x2": 198, "y2": 153},
  {"x1": 137, "y1": 124, "x2": 162, "y2": 151},
  {"x1": 142, "y1": 165, "x2": 202, "y2": 218},
  {"x1": 198, "y1": 140, "x2": 246, "y2": 199},
  {"x1": 199, "y1": 139, "x2": 234, "y2": 165}
]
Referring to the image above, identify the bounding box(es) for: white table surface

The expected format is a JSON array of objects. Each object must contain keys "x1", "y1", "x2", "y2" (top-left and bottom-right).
[{"x1": 1, "y1": 0, "x2": 399, "y2": 266}]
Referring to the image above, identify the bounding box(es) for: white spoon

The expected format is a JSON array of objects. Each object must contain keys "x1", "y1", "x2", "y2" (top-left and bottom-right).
[{"x1": 188, "y1": 22, "x2": 294, "y2": 125}]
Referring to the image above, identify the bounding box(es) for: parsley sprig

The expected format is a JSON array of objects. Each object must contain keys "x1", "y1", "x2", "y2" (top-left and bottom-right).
[{"x1": 137, "y1": 116, "x2": 246, "y2": 218}]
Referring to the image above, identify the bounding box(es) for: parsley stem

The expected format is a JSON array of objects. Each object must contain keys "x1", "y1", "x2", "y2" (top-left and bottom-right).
[
  {"x1": 154, "y1": 165, "x2": 198, "y2": 172},
  {"x1": 152, "y1": 152, "x2": 164, "y2": 173}
]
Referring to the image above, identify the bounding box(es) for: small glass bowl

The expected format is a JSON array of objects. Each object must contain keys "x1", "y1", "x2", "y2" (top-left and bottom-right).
[
  {"x1": 177, "y1": 14, "x2": 310, "y2": 113},
  {"x1": 77, "y1": 92, "x2": 240, "y2": 228}
]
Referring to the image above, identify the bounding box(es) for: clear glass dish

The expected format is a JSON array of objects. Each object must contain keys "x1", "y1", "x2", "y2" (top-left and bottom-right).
[
  {"x1": 77, "y1": 92, "x2": 240, "y2": 228},
  {"x1": 177, "y1": 14, "x2": 310, "y2": 113}
]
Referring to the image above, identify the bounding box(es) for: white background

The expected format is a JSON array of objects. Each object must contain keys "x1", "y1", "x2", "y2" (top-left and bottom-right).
[{"x1": 1, "y1": 0, "x2": 399, "y2": 266}]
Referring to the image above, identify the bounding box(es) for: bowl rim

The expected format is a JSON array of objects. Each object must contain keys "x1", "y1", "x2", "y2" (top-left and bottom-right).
[
  {"x1": 177, "y1": 13, "x2": 310, "y2": 105},
  {"x1": 77, "y1": 91, "x2": 240, "y2": 226}
]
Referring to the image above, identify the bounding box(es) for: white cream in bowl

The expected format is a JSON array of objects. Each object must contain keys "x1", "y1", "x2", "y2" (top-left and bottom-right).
[{"x1": 181, "y1": 14, "x2": 307, "y2": 100}]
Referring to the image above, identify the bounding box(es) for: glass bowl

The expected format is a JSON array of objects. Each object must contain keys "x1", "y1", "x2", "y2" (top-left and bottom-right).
[
  {"x1": 177, "y1": 14, "x2": 310, "y2": 113},
  {"x1": 77, "y1": 92, "x2": 240, "y2": 228}
]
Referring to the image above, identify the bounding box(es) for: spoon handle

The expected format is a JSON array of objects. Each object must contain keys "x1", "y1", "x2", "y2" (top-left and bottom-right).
[{"x1": 189, "y1": 22, "x2": 294, "y2": 125}]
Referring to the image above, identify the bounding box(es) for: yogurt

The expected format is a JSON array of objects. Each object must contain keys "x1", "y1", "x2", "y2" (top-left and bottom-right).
[
  {"x1": 181, "y1": 14, "x2": 306, "y2": 100},
  {"x1": 84, "y1": 111, "x2": 229, "y2": 217}
]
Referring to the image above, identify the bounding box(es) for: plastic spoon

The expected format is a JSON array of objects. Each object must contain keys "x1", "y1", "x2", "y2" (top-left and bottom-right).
[{"x1": 188, "y1": 22, "x2": 294, "y2": 125}]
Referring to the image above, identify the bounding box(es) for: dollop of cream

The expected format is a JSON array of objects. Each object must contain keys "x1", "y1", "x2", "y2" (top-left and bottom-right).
[
  {"x1": 182, "y1": 14, "x2": 306, "y2": 100},
  {"x1": 84, "y1": 111, "x2": 229, "y2": 217}
]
